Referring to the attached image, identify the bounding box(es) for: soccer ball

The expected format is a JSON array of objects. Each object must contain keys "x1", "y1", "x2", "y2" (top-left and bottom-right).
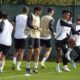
[{"x1": 67, "y1": 37, "x2": 76, "y2": 48}]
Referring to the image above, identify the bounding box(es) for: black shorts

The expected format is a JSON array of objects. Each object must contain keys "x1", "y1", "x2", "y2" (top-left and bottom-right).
[
  {"x1": 55, "y1": 38, "x2": 68, "y2": 50},
  {"x1": 74, "y1": 46, "x2": 80, "y2": 56},
  {"x1": 14, "y1": 38, "x2": 27, "y2": 49},
  {"x1": 40, "y1": 39, "x2": 51, "y2": 48},
  {"x1": 0, "y1": 44, "x2": 10, "y2": 55},
  {"x1": 27, "y1": 38, "x2": 40, "y2": 49}
]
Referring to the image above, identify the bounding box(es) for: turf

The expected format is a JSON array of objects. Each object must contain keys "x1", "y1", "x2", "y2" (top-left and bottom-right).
[{"x1": 0, "y1": 60, "x2": 80, "y2": 80}]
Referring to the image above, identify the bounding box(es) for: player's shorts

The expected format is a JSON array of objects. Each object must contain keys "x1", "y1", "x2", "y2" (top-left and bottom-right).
[
  {"x1": 0, "y1": 44, "x2": 10, "y2": 55},
  {"x1": 14, "y1": 38, "x2": 27, "y2": 49},
  {"x1": 40, "y1": 39, "x2": 51, "y2": 48},
  {"x1": 55, "y1": 38, "x2": 68, "y2": 50},
  {"x1": 74, "y1": 46, "x2": 80, "y2": 57},
  {"x1": 27, "y1": 38, "x2": 40, "y2": 49}
]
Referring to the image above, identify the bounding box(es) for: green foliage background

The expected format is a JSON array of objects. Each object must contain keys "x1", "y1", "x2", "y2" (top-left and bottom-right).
[{"x1": 0, "y1": 0, "x2": 80, "y2": 6}]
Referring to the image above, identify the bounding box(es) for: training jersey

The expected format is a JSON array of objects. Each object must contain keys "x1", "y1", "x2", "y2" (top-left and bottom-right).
[
  {"x1": 55, "y1": 19, "x2": 71, "y2": 40},
  {"x1": 40, "y1": 15, "x2": 54, "y2": 40},
  {"x1": 0, "y1": 19, "x2": 13, "y2": 46},
  {"x1": 14, "y1": 14, "x2": 28, "y2": 39},
  {"x1": 27, "y1": 13, "x2": 40, "y2": 39},
  {"x1": 74, "y1": 25, "x2": 80, "y2": 46}
]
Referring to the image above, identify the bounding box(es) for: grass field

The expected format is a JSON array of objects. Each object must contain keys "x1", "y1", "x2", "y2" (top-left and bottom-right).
[{"x1": 0, "y1": 60, "x2": 80, "y2": 80}]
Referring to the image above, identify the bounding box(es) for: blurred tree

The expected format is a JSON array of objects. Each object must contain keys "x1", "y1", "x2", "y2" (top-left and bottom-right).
[{"x1": 0, "y1": 0, "x2": 80, "y2": 5}]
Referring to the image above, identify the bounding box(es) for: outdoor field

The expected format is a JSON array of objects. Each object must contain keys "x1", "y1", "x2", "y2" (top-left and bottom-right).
[{"x1": 0, "y1": 60, "x2": 80, "y2": 80}]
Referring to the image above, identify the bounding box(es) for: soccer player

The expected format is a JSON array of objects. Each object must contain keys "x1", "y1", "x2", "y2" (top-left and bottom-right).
[
  {"x1": 71, "y1": 17, "x2": 80, "y2": 68},
  {"x1": 65, "y1": 16, "x2": 80, "y2": 69},
  {"x1": 55, "y1": 10, "x2": 79, "y2": 72},
  {"x1": 65, "y1": 13, "x2": 73, "y2": 61},
  {"x1": 25, "y1": 6, "x2": 42, "y2": 74},
  {"x1": 0, "y1": 12, "x2": 13, "y2": 73},
  {"x1": 12, "y1": 6, "x2": 29, "y2": 71},
  {"x1": 40, "y1": 8, "x2": 55, "y2": 68}
]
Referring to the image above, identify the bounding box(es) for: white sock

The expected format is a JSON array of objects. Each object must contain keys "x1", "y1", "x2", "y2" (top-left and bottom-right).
[
  {"x1": 41, "y1": 57, "x2": 47, "y2": 64},
  {"x1": 56, "y1": 63, "x2": 60, "y2": 69},
  {"x1": 34, "y1": 62, "x2": 38, "y2": 69},
  {"x1": 26, "y1": 62, "x2": 30, "y2": 68},
  {"x1": 71, "y1": 60, "x2": 74, "y2": 63},
  {"x1": 66, "y1": 48, "x2": 72, "y2": 56},
  {"x1": 13, "y1": 57, "x2": 17, "y2": 64},
  {"x1": 17, "y1": 61, "x2": 21, "y2": 68},
  {"x1": 0, "y1": 61, "x2": 5, "y2": 70},
  {"x1": 2, "y1": 61, "x2": 5, "y2": 69},
  {"x1": 0, "y1": 61, "x2": 2, "y2": 68}
]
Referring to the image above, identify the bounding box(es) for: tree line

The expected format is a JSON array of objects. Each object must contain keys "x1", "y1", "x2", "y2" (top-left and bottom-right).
[{"x1": 0, "y1": 0, "x2": 80, "y2": 6}]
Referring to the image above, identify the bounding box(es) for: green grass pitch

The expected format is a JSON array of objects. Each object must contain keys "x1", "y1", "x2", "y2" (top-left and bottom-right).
[{"x1": 0, "y1": 60, "x2": 80, "y2": 80}]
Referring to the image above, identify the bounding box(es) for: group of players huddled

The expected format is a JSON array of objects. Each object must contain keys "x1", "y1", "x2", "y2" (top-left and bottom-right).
[{"x1": 0, "y1": 5, "x2": 80, "y2": 74}]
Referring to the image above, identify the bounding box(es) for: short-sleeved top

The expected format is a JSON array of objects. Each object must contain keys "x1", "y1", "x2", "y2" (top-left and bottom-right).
[
  {"x1": 0, "y1": 19, "x2": 13, "y2": 46},
  {"x1": 14, "y1": 14, "x2": 28, "y2": 39}
]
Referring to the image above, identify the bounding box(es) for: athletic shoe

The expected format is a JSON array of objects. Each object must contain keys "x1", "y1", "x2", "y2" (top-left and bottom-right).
[
  {"x1": 56, "y1": 67, "x2": 62, "y2": 73},
  {"x1": 71, "y1": 60, "x2": 76, "y2": 69},
  {"x1": 12, "y1": 63, "x2": 16, "y2": 70},
  {"x1": 33, "y1": 68, "x2": 38, "y2": 74},
  {"x1": 25, "y1": 68, "x2": 33, "y2": 74},
  {"x1": 16, "y1": 67, "x2": 21, "y2": 71},
  {"x1": 63, "y1": 65, "x2": 70, "y2": 72},
  {"x1": 25, "y1": 73, "x2": 31, "y2": 76},
  {"x1": 40, "y1": 62, "x2": 46, "y2": 68}
]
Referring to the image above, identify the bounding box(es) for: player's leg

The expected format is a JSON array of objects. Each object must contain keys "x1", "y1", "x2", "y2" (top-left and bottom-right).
[
  {"x1": 25, "y1": 38, "x2": 33, "y2": 74},
  {"x1": 56, "y1": 48, "x2": 62, "y2": 72},
  {"x1": 55, "y1": 40, "x2": 63, "y2": 72},
  {"x1": 12, "y1": 39, "x2": 19, "y2": 69},
  {"x1": 65, "y1": 47, "x2": 72, "y2": 61},
  {"x1": 72, "y1": 46, "x2": 80, "y2": 69},
  {"x1": 74, "y1": 46, "x2": 80, "y2": 61},
  {"x1": 16, "y1": 39, "x2": 26, "y2": 71},
  {"x1": 0, "y1": 45, "x2": 3, "y2": 73},
  {"x1": 62, "y1": 46, "x2": 70, "y2": 72},
  {"x1": 25, "y1": 48, "x2": 33, "y2": 74},
  {"x1": 40, "y1": 39, "x2": 52, "y2": 68},
  {"x1": 12, "y1": 49, "x2": 19, "y2": 67},
  {"x1": 16, "y1": 49, "x2": 25, "y2": 70},
  {"x1": 0, "y1": 45, "x2": 10, "y2": 73},
  {"x1": 41, "y1": 47, "x2": 51, "y2": 68},
  {"x1": 40, "y1": 39, "x2": 46, "y2": 68},
  {"x1": 33, "y1": 48, "x2": 40, "y2": 73},
  {"x1": 33, "y1": 38, "x2": 40, "y2": 74},
  {"x1": 0, "y1": 54, "x2": 6, "y2": 73},
  {"x1": 0, "y1": 52, "x2": 2, "y2": 58},
  {"x1": 41, "y1": 39, "x2": 52, "y2": 68},
  {"x1": 0, "y1": 52, "x2": 3, "y2": 73}
]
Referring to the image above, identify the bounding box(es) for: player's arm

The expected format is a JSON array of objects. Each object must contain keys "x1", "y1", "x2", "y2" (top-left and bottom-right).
[
  {"x1": 60, "y1": 19, "x2": 79, "y2": 35},
  {"x1": 49, "y1": 19, "x2": 55, "y2": 36},
  {"x1": 27, "y1": 14, "x2": 38, "y2": 29},
  {"x1": 27, "y1": 14, "x2": 34, "y2": 29},
  {"x1": 60, "y1": 19, "x2": 73, "y2": 28},
  {"x1": 27, "y1": 14, "x2": 42, "y2": 32}
]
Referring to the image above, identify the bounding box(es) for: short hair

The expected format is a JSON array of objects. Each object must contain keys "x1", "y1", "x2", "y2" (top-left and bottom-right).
[
  {"x1": 22, "y1": 6, "x2": 29, "y2": 13},
  {"x1": 0, "y1": 11, "x2": 3, "y2": 18},
  {"x1": 34, "y1": 6, "x2": 42, "y2": 12},
  {"x1": 47, "y1": 8, "x2": 54, "y2": 13},
  {"x1": 62, "y1": 10, "x2": 71, "y2": 14}
]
